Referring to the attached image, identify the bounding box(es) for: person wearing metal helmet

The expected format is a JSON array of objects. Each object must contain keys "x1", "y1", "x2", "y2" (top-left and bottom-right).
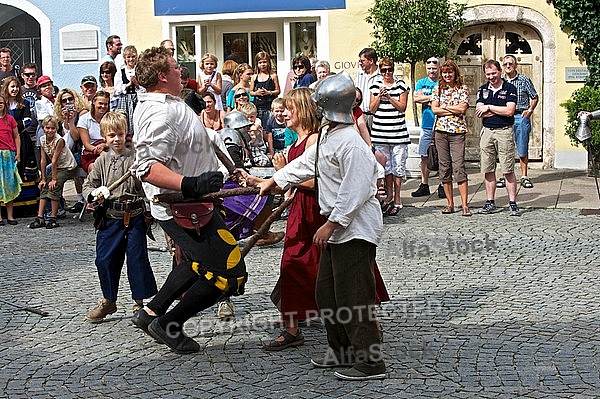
[{"x1": 258, "y1": 71, "x2": 386, "y2": 380}]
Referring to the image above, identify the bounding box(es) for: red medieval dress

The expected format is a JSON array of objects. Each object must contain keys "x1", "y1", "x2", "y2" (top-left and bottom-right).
[{"x1": 278, "y1": 132, "x2": 326, "y2": 322}]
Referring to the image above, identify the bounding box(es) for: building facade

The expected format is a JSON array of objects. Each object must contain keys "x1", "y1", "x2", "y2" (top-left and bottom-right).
[
  {"x1": 10, "y1": 0, "x2": 589, "y2": 168},
  {"x1": 0, "y1": 0, "x2": 125, "y2": 90}
]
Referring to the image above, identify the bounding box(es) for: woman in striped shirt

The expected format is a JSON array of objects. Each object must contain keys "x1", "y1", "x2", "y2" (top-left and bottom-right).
[{"x1": 369, "y1": 57, "x2": 409, "y2": 216}]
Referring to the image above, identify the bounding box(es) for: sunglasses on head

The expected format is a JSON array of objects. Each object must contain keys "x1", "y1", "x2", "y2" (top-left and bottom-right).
[
  {"x1": 61, "y1": 96, "x2": 74, "y2": 104},
  {"x1": 380, "y1": 67, "x2": 394, "y2": 73},
  {"x1": 235, "y1": 92, "x2": 249, "y2": 99},
  {"x1": 293, "y1": 65, "x2": 305, "y2": 70}
]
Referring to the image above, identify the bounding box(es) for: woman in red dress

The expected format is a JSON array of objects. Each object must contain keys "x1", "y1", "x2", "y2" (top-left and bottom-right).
[{"x1": 263, "y1": 87, "x2": 325, "y2": 350}]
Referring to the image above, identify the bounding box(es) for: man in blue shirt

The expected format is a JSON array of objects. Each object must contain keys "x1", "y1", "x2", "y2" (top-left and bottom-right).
[
  {"x1": 412, "y1": 57, "x2": 445, "y2": 198},
  {"x1": 475, "y1": 59, "x2": 520, "y2": 216}
]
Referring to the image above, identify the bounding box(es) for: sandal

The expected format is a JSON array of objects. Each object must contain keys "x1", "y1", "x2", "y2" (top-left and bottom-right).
[
  {"x1": 381, "y1": 201, "x2": 393, "y2": 214},
  {"x1": 521, "y1": 177, "x2": 534, "y2": 188},
  {"x1": 496, "y1": 177, "x2": 506, "y2": 188},
  {"x1": 0, "y1": 220, "x2": 4, "y2": 226},
  {"x1": 28, "y1": 217, "x2": 45, "y2": 229},
  {"x1": 462, "y1": 207, "x2": 472, "y2": 217},
  {"x1": 263, "y1": 329, "x2": 305, "y2": 351},
  {"x1": 7, "y1": 219, "x2": 18, "y2": 225},
  {"x1": 441, "y1": 206, "x2": 455, "y2": 214},
  {"x1": 387, "y1": 204, "x2": 403, "y2": 216}
]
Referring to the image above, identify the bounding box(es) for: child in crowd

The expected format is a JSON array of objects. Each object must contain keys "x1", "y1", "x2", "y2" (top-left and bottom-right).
[
  {"x1": 238, "y1": 102, "x2": 271, "y2": 167},
  {"x1": 197, "y1": 53, "x2": 223, "y2": 111},
  {"x1": 28, "y1": 116, "x2": 76, "y2": 229},
  {"x1": 0, "y1": 94, "x2": 21, "y2": 225},
  {"x1": 264, "y1": 98, "x2": 288, "y2": 155},
  {"x1": 83, "y1": 112, "x2": 157, "y2": 322}
]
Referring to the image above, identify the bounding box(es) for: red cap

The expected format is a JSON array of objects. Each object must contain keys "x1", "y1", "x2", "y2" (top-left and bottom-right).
[{"x1": 36, "y1": 75, "x2": 53, "y2": 89}]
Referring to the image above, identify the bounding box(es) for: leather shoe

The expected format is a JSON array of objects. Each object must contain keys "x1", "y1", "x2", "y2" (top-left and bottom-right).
[
  {"x1": 148, "y1": 319, "x2": 200, "y2": 354},
  {"x1": 131, "y1": 309, "x2": 156, "y2": 334}
]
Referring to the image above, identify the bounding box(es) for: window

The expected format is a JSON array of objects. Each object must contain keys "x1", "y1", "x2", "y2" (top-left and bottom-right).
[
  {"x1": 457, "y1": 33, "x2": 482, "y2": 56},
  {"x1": 291, "y1": 22, "x2": 317, "y2": 58},
  {"x1": 505, "y1": 32, "x2": 532, "y2": 55},
  {"x1": 176, "y1": 26, "x2": 197, "y2": 74},
  {"x1": 223, "y1": 31, "x2": 277, "y2": 68}
]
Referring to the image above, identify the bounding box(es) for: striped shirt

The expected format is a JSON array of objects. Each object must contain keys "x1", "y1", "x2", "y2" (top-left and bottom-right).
[{"x1": 369, "y1": 76, "x2": 410, "y2": 145}]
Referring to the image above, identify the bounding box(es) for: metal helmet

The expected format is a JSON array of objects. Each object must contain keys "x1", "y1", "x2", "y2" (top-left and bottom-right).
[
  {"x1": 224, "y1": 110, "x2": 252, "y2": 129},
  {"x1": 220, "y1": 127, "x2": 244, "y2": 147},
  {"x1": 310, "y1": 71, "x2": 355, "y2": 124}
]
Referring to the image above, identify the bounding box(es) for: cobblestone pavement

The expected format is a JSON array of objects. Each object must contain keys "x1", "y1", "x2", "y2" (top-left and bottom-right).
[{"x1": 1, "y1": 179, "x2": 600, "y2": 397}]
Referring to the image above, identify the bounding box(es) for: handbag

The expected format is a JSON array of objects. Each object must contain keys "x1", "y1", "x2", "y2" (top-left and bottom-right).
[
  {"x1": 427, "y1": 143, "x2": 439, "y2": 171},
  {"x1": 171, "y1": 202, "x2": 214, "y2": 235}
]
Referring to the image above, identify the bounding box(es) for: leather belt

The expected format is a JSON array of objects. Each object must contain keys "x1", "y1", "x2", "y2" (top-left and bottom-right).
[{"x1": 106, "y1": 199, "x2": 144, "y2": 211}]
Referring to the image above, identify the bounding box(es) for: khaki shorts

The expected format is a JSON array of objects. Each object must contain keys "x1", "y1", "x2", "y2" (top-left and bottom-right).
[
  {"x1": 40, "y1": 168, "x2": 76, "y2": 201},
  {"x1": 479, "y1": 126, "x2": 515, "y2": 174}
]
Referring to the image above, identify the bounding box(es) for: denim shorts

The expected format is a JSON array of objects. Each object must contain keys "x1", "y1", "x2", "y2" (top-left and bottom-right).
[
  {"x1": 418, "y1": 128, "x2": 434, "y2": 157},
  {"x1": 513, "y1": 114, "x2": 531, "y2": 158}
]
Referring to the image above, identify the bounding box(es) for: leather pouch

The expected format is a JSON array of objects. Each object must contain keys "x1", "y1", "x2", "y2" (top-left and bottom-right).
[{"x1": 171, "y1": 202, "x2": 214, "y2": 234}]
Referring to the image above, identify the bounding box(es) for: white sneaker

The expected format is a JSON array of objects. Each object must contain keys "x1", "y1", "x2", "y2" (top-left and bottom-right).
[{"x1": 216, "y1": 300, "x2": 235, "y2": 320}]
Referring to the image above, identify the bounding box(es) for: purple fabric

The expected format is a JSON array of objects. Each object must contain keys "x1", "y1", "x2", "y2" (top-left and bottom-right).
[{"x1": 222, "y1": 180, "x2": 267, "y2": 239}]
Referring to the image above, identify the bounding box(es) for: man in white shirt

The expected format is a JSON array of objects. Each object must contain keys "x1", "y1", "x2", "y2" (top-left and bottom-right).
[
  {"x1": 130, "y1": 46, "x2": 247, "y2": 355},
  {"x1": 259, "y1": 72, "x2": 386, "y2": 381},
  {"x1": 354, "y1": 48, "x2": 381, "y2": 132}
]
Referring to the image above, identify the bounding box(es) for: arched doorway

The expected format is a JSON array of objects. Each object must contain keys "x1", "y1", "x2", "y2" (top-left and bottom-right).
[
  {"x1": 454, "y1": 22, "x2": 543, "y2": 162},
  {"x1": 0, "y1": 4, "x2": 41, "y2": 72}
]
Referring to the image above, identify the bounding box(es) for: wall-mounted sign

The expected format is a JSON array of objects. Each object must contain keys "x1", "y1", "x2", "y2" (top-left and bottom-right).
[
  {"x1": 565, "y1": 67, "x2": 589, "y2": 82},
  {"x1": 155, "y1": 0, "x2": 346, "y2": 16}
]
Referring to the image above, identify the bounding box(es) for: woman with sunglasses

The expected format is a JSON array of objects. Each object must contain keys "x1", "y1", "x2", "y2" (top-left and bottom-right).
[
  {"x1": 369, "y1": 57, "x2": 410, "y2": 217},
  {"x1": 232, "y1": 87, "x2": 251, "y2": 111},
  {"x1": 98, "y1": 61, "x2": 117, "y2": 98},
  {"x1": 290, "y1": 55, "x2": 315, "y2": 89},
  {"x1": 226, "y1": 63, "x2": 254, "y2": 112}
]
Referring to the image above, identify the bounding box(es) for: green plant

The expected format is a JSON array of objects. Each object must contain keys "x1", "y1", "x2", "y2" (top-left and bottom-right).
[
  {"x1": 548, "y1": 0, "x2": 600, "y2": 88},
  {"x1": 561, "y1": 85, "x2": 600, "y2": 162},
  {"x1": 366, "y1": 0, "x2": 465, "y2": 125}
]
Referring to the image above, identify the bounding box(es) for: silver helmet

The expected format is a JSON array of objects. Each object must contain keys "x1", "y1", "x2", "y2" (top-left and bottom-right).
[
  {"x1": 310, "y1": 71, "x2": 355, "y2": 124},
  {"x1": 224, "y1": 110, "x2": 252, "y2": 129},
  {"x1": 220, "y1": 127, "x2": 244, "y2": 148}
]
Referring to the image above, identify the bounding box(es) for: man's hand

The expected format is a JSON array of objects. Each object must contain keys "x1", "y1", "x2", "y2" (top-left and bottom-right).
[
  {"x1": 313, "y1": 221, "x2": 340, "y2": 250},
  {"x1": 181, "y1": 171, "x2": 224, "y2": 198}
]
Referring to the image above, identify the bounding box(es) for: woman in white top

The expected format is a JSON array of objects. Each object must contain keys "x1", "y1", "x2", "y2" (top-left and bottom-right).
[{"x1": 77, "y1": 91, "x2": 109, "y2": 173}]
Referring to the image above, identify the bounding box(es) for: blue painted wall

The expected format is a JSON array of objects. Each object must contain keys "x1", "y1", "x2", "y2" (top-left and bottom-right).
[
  {"x1": 154, "y1": 0, "x2": 345, "y2": 15},
  {"x1": 18, "y1": 0, "x2": 113, "y2": 91}
]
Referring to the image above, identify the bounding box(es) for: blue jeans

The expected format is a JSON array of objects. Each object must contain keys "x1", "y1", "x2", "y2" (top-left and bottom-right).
[
  {"x1": 95, "y1": 214, "x2": 157, "y2": 302},
  {"x1": 513, "y1": 114, "x2": 531, "y2": 158}
]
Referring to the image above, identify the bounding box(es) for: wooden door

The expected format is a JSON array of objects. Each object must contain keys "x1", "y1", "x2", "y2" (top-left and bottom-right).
[{"x1": 454, "y1": 23, "x2": 543, "y2": 161}]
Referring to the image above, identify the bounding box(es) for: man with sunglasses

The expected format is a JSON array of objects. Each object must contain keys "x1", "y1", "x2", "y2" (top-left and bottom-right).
[
  {"x1": 354, "y1": 48, "x2": 381, "y2": 133},
  {"x1": 501, "y1": 55, "x2": 538, "y2": 189},
  {"x1": 412, "y1": 57, "x2": 446, "y2": 199},
  {"x1": 21, "y1": 63, "x2": 38, "y2": 111}
]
